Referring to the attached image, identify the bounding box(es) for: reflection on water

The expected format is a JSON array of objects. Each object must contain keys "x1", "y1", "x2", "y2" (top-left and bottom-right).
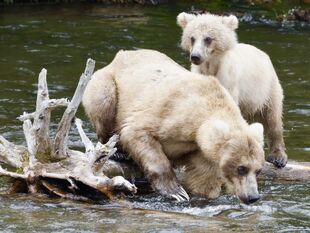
[{"x1": 0, "y1": 2, "x2": 309, "y2": 232}]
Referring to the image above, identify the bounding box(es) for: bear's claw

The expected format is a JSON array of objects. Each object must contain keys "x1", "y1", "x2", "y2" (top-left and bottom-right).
[
  {"x1": 267, "y1": 154, "x2": 287, "y2": 168},
  {"x1": 169, "y1": 185, "x2": 190, "y2": 202},
  {"x1": 154, "y1": 179, "x2": 190, "y2": 201}
]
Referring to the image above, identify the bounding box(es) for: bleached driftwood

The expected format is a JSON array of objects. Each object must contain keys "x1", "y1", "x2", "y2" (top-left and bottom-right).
[
  {"x1": 0, "y1": 136, "x2": 25, "y2": 168},
  {"x1": 260, "y1": 161, "x2": 310, "y2": 181},
  {"x1": 0, "y1": 59, "x2": 136, "y2": 200},
  {"x1": 53, "y1": 61, "x2": 95, "y2": 160},
  {"x1": 98, "y1": 158, "x2": 310, "y2": 184},
  {"x1": 0, "y1": 58, "x2": 309, "y2": 202}
]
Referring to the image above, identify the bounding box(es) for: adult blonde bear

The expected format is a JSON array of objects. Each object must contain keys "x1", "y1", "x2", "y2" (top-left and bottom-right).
[
  {"x1": 177, "y1": 12, "x2": 287, "y2": 168},
  {"x1": 82, "y1": 49, "x2": 265, "y2": 203}
]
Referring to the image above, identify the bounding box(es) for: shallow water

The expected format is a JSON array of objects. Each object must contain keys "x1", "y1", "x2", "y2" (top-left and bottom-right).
[
  {"x1": 0, "y1": 180, "x2": 309, "y2": 232},
  {"x1": 0, "y1": 2, "x2": 309, "y2": 232}
]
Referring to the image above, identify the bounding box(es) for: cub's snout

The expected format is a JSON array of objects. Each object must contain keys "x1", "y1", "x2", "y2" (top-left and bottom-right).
[{"x1": 190, "y1": 54, "x2": 202, "y2": 65}]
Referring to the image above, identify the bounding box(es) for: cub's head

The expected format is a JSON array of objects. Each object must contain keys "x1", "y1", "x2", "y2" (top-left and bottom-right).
[
  {"x1": 177, "y1": 12, "x2": 238, "y2": 65},
  {"x1": 198, "y1": 121, "x2": 265, "y2": 204}
]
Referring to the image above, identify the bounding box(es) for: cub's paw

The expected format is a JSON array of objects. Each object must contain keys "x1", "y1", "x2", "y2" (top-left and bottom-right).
[{"x1": 267, "y1": 151, "x2": 288, "y2": 168}]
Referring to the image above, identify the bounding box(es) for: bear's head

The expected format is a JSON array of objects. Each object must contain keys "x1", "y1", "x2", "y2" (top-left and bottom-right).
[
  {"x1": 177, "y1": 12, "x2": 238, "y2": 65},
  {"x1": 197, "y1": 120, "x2": 265, "y2": 204}
]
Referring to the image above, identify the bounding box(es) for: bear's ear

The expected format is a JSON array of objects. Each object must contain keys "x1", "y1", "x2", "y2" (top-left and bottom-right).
[
  {"x1": 177, "y1": 12, "x2": 196, "y2": 29},
  {"x1": 249, "y1": 123, "x2": 264, "y2": 146},
  {"x1": 212, "y1": 120, "x2": 230, "y2": 140},
  {"x1": 222, "y1": 15, "x2": 239, "y2": 30},
  {"x1": 197, "y1": 120, "x2": 230, "y2": 155}
]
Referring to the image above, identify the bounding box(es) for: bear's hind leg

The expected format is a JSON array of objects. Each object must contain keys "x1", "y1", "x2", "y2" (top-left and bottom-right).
[
  {"x1": 262, "y1": 83, "x2": 287, "y2": 168},
  {"x1": 82, "y1": 67, "x2": 117, "y2": 143},
  {"x1": 120, "y1": 125, "x2": 189, "y2": 201}
]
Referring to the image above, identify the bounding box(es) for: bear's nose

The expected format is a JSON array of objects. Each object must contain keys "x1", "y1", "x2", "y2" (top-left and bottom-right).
[
  {"x1": 190, "y1": 54, "x2": 202, "y2": 65},
  {"x1": 247, "y1": 194, "x2": 260, "y2": 204}
]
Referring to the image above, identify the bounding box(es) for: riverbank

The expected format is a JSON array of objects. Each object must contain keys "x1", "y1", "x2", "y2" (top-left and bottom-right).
[
  {"x1": 2, "y1": 0, "x2": 309, "y2": 7},
  {"x1": 1, "y1": 0, "x2": 309, "y2": 24},
  {"x1": 2, "y1": 0, "x2": 169, "y2": 5}
]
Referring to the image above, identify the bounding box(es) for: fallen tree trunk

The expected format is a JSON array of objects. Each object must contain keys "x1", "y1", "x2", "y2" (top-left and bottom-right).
[
  {"x1": 260, "y1": 161, "x2": 310, "y2": 181},
  {"x1": 0, "y1": 59, "x2": 309, "y2": 202},
  {"x1": 100, "y1": 157, "x2": 310, "y2": 185}
]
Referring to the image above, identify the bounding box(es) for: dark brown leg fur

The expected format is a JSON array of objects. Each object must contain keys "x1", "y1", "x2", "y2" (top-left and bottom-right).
[{"x1": 262, "y1": 88, "x2": 287, "y2": 168}]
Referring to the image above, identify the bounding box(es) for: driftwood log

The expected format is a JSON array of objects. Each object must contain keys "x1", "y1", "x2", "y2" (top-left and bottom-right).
[
  {"x1": 0, "y1": 59, "x2": 136, "y2": 201},
  {"x1": 0, "y1": 59, "x2": 309, "y2": 202}
]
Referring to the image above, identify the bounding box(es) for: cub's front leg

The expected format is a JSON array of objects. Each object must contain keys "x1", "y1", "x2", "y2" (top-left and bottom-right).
[{"x1": 120, "y1": 125, "x2": 189, "y2": 201}]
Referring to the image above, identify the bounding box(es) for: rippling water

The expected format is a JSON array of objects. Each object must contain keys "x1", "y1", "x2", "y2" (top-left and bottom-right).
[
  {"x1": 0, "y1": 2, "x2": 309, "y2": 232},
  {"x1": 0, "y1": 180, "x2": 309, "y2": 232}
]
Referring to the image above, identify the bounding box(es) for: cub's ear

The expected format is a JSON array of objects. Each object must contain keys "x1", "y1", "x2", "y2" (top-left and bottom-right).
[
  {"x1": 222, "y1": 15, "x2": 239, "y2": 30},
  {"x1": 177, "y1": 12, "x2": 196, "y2": 29},
  {"x1": 249, "y1": 123, "x2": 264, "y2": 146}
]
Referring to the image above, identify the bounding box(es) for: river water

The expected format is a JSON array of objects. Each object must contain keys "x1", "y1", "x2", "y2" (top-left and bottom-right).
[{"x1": 0, "y1": 2, "x2": 309, "y2": 232}]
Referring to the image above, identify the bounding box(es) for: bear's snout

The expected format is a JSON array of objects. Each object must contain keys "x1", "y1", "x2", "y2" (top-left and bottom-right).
[
  {"x1": 247, "y1": 194, "x2": 260, "y2": 204},
  {"x1": 240, "y1": 194, "x2": 260, "y2": 205},
  {"x1": 190, "y1": 54, "x2": 202, "y2": 65}
]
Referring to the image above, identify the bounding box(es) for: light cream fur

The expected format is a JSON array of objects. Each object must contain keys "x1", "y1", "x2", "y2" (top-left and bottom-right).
[
  {"x1": 177, "y1": 12, "x2": 287, "y2": 168},
  {"x1": 83, "y1": 49, "x2": 265, "y2": 203}
]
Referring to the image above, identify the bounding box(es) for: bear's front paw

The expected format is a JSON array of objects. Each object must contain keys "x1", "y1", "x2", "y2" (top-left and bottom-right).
[
  {"x1": 152, "y1": 178, "x2": 190, "y2": 201},
  {"x1": 267, "y1": 150, "x2": 288, "y2": 168},
  {"x1": 169, "y1": 185, "x2": 190, "y2": 202}
]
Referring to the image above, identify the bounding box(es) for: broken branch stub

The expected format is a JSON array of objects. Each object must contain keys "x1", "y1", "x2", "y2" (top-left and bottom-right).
[
  {"x1": 74, "y1": 117, "x2": 119, "y2": 172},
  {"x1": 53, "y1": 58, "x2": 95, "y2": 160},
  {"x1": 0, "y1": 136, "x2": 25, "y2": 169},
  {"x1": 74, "y1": 118, "x2": 95, "y2": 158},
  {"x1": 33, "y1": 68, "x2": 52, "y2": 156},
  {"x1": 22, "y1": 119, "x2": 37, "y2": 169}
]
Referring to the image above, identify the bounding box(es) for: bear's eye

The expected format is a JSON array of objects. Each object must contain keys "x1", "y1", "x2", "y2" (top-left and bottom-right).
[
  {"x1": 237, "y1": 166, "x2": 249, "y2": 176},
  {"x1": 204, "y1": 37, "x2": 212, "y2": 45},
  {"x1": 190, "y1": 37, "x2": 195, "y2": 44},
  {"x1": 256, "y1": 169, "x2": 262, "y2": 176}
]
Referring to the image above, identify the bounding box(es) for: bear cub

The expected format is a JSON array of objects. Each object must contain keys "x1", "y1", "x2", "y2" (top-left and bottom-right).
[{"x1": 177, "y1": 12, "x2": 287, "y2": 168}]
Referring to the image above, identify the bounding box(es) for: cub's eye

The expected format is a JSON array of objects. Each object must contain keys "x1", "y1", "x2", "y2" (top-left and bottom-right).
[
  {"x1": 237, "y1": 166, "x2": 249, "y2": 176},
  {"x1": 204, "y1": 37, "x2": 212, "y2": 45},
  {"x1": 190, "y1": 37, "x2": 195, "y2": 44},
  {"x1": 256, "y1": 169, "x2": 262, "y2": 176}
]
